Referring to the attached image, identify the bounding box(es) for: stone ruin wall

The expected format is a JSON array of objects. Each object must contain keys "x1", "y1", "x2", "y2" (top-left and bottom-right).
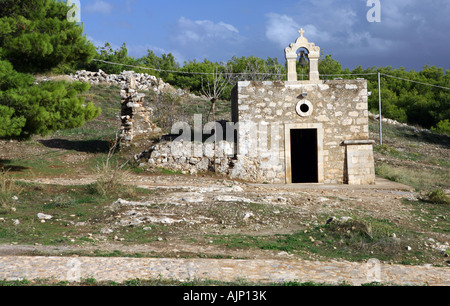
[
  {"x1": 141, "y1": 140, "x2": 236, "y2": 176},
  {"x1": 119, "y1": 73, "x2": 161, "y2": 146},
  {"x1": 117, "y1": 73, "x2": 240, "y2": 178}
]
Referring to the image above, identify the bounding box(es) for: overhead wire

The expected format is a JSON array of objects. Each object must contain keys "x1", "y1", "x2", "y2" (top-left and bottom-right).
[
  {"x1": 90, "y1": 59, "x2": 450, "y2": 90},
  {"x1": 380, "y1": 73, "x2": 450, "y2": 90},
  {"x1": 92, "y1": 59, "x2": 378, "y2": 78},
  {"x1": 91, "y1": 59, "x2": 281, "y2": 76}
]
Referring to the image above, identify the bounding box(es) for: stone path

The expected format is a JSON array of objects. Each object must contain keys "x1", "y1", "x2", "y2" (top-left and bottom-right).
[{"x1": 0, "y1": 256, "x2": 448, "y2": 286}]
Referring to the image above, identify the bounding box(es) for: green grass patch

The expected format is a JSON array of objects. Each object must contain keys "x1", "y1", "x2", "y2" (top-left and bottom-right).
[
  {"x1": 0, "y1": 182, "x2": 153, "y2": 246},
  {"x1": 155, "y1": 168, "x2": 184, "y2": 175},
  {"x1": 370, "y1": 120, "x2": 449, "y2": 193},
  {"x1": 403, "y1": 198, "x2": 450, "y2": 234},
  {"x1": 0, "y1": 170, "x2": 23, "y2": 213},
  {"x1": 208, "y1": 216, "x2": 437, "y2": 265}
]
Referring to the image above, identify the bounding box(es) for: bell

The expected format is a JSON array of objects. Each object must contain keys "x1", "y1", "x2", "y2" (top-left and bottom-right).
[{"x1": 299, "y1": 51, "x2": 309, "y2": 66}]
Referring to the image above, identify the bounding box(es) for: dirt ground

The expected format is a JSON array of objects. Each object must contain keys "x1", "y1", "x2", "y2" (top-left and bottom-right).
[{"x1": 0, "y1": 168, "x2": 425, "y2": 261}]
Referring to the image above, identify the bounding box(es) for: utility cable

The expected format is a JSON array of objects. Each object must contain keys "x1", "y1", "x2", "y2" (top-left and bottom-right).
[{"x1": 89, "y1": 59, "x2": 450, "y2": 90}]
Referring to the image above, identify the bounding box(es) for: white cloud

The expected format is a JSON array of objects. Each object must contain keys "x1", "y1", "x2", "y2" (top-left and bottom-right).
[
  {"x1": 217, "y1": 22, "x2": 239, "y2": 34},
  {"x1": 265, "y1": 13, "x2": 300, "y2": 48},
  {"x1": 168, "y1": 17, "x2": 245, "y2": 61},
  {"x1": 265, "y1": 13, "x2": 332, "y2": 49},
  {"x1": 175, "y1": 17, "x2": 242, "y2": 45},
  {"x1": 85, "y1": 0, "x2": 113, "y2": 15}
]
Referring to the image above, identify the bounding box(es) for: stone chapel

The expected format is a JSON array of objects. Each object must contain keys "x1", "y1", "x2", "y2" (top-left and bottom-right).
[
  {"x1": 230, "y1": 29, "x2": 376, "y2": 185},
  {"x1": 129, "y1": 29, "x2": 376, "y2": 185}
]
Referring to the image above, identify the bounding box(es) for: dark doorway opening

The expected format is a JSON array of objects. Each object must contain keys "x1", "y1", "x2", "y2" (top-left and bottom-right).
[{"x1": 290, "y1": 129, "x2": 318, "y2": 183}]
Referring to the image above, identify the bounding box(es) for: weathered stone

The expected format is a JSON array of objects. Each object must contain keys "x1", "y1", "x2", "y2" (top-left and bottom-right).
[
  {"x1": 119, "y1": 72, "x2": 162, "y2": 146},
  {"x1": 37, "y1": 213, "x2": 53, "y2": 220}
]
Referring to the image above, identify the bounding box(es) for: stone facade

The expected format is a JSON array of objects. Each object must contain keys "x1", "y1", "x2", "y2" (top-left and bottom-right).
[
  {"x1": 230, "y1": 79, "x2": 376, "y2": 184},
  {"x1": 227, "y1": 29, "x2": 375, "y2": 185}
]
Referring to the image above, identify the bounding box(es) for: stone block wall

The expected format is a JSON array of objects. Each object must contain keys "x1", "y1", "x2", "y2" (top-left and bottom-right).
[
  {"x1": 142, "y1": 140, "x2": 235, "y2": 175},
  {"x1": 71, "y1": 70, "x2": 170, "y2": 93},
  {"x1": 231, "y1": 79, "x2": 375, "y2": 184},
  {"x1": 344, "y1": 141, "x2": 376, "y2": 185}
]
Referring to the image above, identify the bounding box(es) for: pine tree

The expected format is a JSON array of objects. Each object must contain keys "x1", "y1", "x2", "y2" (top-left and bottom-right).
[
  {"x1": 0, "y1": 0, "x2": 95, "y2": 73},
  {"x1": 0, "y1": 0, "x2": 100, "y2": 139}
]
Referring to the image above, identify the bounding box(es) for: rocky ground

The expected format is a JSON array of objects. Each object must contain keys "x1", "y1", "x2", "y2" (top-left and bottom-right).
[{"x1": 1, "y1": 169, "x2": 448, "y2": 264}]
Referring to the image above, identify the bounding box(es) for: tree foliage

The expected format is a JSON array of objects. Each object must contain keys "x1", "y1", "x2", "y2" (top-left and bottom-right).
[
  {"x1": 364, "y1": 66, "x2": 450, "y2": 130},
  {"x1": 85, "y1": 44, "x2": 180, "y2": 84},
  {"x1": 319, "y1": 53, "x2": 343, "y2": 77},
  {"x1": 0, "y1": 0, "x2": 95, "y2": 73},
  {"x1": 84, "y1": 42, "x2": 138, "y2": 75},
  {"x1": 0, "y1": 0, "x2": 100, "y2": 139},
  {"x1": 0, "y1": 59, "x2": 100, "y2": 139}
]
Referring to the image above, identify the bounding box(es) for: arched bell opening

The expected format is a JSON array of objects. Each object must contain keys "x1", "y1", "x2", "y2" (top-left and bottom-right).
[
  {"x1": 296, "y1": 48, "x2": 310, "y2": 81},
  {"x1": 285, "y1": 29, "x2": 321, "y2": 81}
]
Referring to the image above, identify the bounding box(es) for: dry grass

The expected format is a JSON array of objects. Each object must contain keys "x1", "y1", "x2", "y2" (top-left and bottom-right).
[
  {"x1": 375, "y1": 163, "x2": 449, "y2": 191},
  {"x1": 93, "y1": 137, "x2": 133, "y2": 197},
  {"x1": 0, "y1": 170, "x2": 23, "y2": 213}
]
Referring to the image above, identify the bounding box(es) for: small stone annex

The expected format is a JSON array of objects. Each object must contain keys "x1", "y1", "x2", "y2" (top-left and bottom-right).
[{"x1": 126, "y1": 29, "x2": 376, "y2": 185}]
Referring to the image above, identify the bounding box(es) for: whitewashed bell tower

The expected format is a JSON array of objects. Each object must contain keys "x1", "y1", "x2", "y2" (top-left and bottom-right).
[{"x1": 285, "y1": 29, "x2": 321, "y2": 82}]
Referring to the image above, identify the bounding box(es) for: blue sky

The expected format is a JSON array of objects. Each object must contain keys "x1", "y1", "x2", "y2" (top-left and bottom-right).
[{"x1": 78, "y1": 0, "x2": 450, "y2": 71}]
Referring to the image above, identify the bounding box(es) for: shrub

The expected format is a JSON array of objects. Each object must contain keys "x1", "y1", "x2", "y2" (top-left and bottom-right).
[
  {"x1": 326, "y1": 219, "x2": 373, "y2": 241},
  {"x1": 431, "y1": 120, "x2": 450, "y2": 136},
  {"x1": 94, "y1": 160, "x2": 131, "y2": 197},
  {"x1": 92, "y1": 137, "x2": 132, "y2": 197},
  {"x1": 427, "y1": 189, "x2": 450, "y2": 205}
]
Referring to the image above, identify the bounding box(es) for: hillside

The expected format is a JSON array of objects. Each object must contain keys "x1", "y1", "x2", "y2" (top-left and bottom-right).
[{"x1": 0, "y1": 83, "x2": 449, "y2": 276}]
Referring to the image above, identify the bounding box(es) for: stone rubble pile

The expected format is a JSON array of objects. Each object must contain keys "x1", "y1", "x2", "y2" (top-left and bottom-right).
[
  {"x1": 138, "y1": 140, "x2": 235, "y2": 175},
  {"x1": 369, "y1": 112, "x2": 433, "y2": 134},
  {"x1": 70, "y1": 70, "x2": 170, "y2": 93},
  {"x1": 135, "y1": 139, "x2": 280, "y2": 183}
]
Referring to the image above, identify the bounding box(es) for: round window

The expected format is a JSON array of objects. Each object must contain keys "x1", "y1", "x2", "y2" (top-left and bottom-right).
[{"x1": 296, "y1": 100, "x2": 313, "y2": 117}]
